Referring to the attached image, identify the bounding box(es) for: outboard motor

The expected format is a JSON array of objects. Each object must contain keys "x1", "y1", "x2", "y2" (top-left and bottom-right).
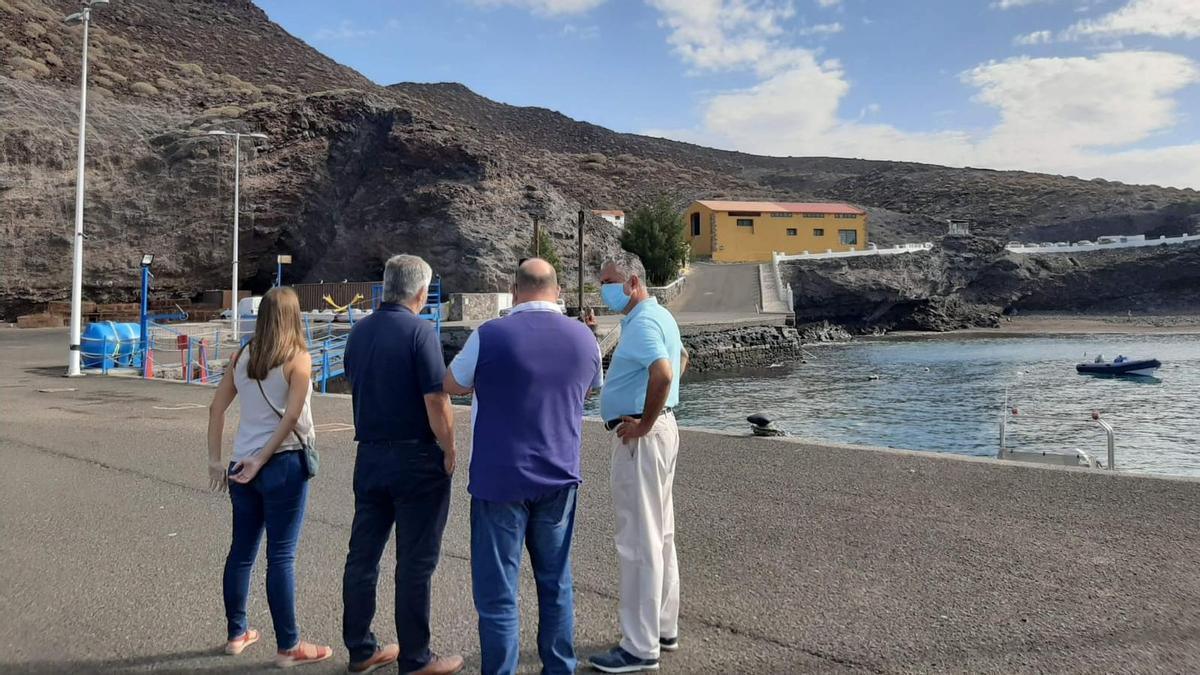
[{"x1": 747, "y1": 413, "x2": 785, "y2": 437}]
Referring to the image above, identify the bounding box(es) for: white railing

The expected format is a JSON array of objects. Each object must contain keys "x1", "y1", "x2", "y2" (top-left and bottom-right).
[
  {"x1": 767, "y1": 253, "x2": 795, "y2": 313},
  {"x1": 1006, "y1": 233, "x2": 1199, "y2": 254},
  {"x1": 775, "y1": 242, "x2": 934, "y2": 262}
]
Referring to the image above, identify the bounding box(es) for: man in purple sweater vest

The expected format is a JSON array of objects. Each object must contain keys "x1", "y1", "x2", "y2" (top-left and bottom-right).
[{"x1": 443, "y1": 258, "x2": 603, "y2": 675}]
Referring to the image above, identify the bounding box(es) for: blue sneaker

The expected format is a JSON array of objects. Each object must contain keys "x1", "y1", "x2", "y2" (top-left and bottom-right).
[{"x1": 588, "y1": 646, "x2": 659, "y2": 673}]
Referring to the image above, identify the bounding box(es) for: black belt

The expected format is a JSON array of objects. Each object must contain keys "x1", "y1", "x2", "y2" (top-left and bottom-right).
[{"x1": 605, "y1": 409, "x2": 673, "y2": 431}]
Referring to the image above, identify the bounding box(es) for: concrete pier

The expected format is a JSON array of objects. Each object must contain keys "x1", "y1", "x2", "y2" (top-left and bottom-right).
[{"x1": 3, "y1": 327, "x2": 1200, "y2": 673}]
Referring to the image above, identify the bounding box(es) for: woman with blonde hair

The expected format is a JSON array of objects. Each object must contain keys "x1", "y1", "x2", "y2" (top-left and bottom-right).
[{"x1": 207, "y1": 287, "x2": 332, "y2": 668}]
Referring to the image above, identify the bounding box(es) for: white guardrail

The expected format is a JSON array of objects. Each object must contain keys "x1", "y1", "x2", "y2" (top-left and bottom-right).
[
  {"x1": 1007, "y1": 233, "x2": 1199, "y2": 254},
  {"x1": 774, "y1": 233, "x2": 1199, "y2": 263},
  {"x1": 775, "y1": 242, "x2": 934, "y2": 262}
]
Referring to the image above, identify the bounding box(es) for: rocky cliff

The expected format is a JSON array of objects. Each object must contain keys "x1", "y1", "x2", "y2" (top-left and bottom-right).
[
  {"x1": 786, "y1": 238, "x2": 1200, "y2": 332},
  {"x1": 3, "y1": 0, "x2": 1200, "y2": 319}
]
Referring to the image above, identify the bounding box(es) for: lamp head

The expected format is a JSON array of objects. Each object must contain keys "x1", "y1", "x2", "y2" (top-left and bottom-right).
[
  {"x1": 86, "y1": 0, "x2": 111, "y2": 7},
  {"x1": 141, "y1": 254, "x2": 154, "y2": 268},
  {"x1": 63, "y1": 11, "x2": 84, "y2": 24}
]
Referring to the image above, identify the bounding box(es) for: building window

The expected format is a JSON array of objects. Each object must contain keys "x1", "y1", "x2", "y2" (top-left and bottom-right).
[
  {"x1": 736, "y1": 218, "x2": 754, "y2": 228},
  {"x1": 839, "y1": 229, "x2": 858, "y2": 245},
  {"x1": 690, "y1": 212, "x2": 701, "y2": 236},
  {"x1": 803, "y1": 213, "x2": 826, "y2": 219},
  {"x1": 835, "y1": 213, "x2": 859, "y2": 219},
  {"x1": 813, "y1": 228, "x2": 825, "y2": 236},
  {"x1": 786, "y1": 228, "x2": 798, "y2": 236},
  {"x1": 770, "y1": 212, "x2": 793, "y2": 218}
]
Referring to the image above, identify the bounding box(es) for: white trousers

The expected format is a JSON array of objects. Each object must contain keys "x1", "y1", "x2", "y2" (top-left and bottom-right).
[{"x1": 610, "y1": 412, "x2": 680, "y2": 660}]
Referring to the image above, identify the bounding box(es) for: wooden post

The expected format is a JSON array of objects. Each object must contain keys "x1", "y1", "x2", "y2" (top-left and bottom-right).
[{"x1": 577, "y1": 210, "x2": 585, "y2": 319}]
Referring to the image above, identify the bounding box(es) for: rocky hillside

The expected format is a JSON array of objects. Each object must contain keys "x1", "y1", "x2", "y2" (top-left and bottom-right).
[{"x1": 3, "y1": 0, "x2": 1200, "y2": 319}]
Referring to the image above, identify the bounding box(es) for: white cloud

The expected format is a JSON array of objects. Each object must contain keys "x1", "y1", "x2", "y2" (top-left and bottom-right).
[
  {"x1": 1014, "y1": 29, "x2": 1054, "y2": 45},
  {"x1": 472, "y1": 0, "x2": 607, "y2": 16},
  {"x1": 648, "y1": 51, "x2": 1200, "y2": 188},
  {"x1": 1062, "y1": 0, "x2": 1200, "y2": 40},
  {"x1": 798, "y1": 22, "x2": 844, "y2": 36},
  {"x1": 313, "y1": 20, "x2": 377, "y2": 41},
  {"x1": 966, "y1": 52, "x2": 1199, "y2": 153},
  {"x1": 646, "y1": 0, "x2": 802, "y2": 74},
  {"x1": 992, "y1": 0, "x2": 1057, "y2": 9},
  {"x1": 816, "y1": 0, "x2": 842, "y2": 7}
]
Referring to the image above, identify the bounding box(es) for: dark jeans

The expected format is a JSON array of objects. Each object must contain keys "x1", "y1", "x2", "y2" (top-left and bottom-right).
[
  {"x1": 223, "y1": 450, "x2": 309, "y2": 650},
  {"x1": 472, "y1": 486, "x2": 578, "y2": 675},
  {"x1": 343, "y1": 442, "x2": 452, "y2": 670}
]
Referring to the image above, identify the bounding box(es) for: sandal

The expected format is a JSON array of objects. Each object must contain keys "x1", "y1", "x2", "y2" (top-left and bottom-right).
[
  {"x1": 224, "y1": 629, "x2": 261, "y2": 655},
  {"x1": 275, "y1": 641, "x2": 333, "y2": 669}
]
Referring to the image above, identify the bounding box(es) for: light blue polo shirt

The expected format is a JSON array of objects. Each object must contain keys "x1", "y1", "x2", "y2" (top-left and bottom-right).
[{"x1": 599, "y1": 298, "x2": 683, "y2": 422}]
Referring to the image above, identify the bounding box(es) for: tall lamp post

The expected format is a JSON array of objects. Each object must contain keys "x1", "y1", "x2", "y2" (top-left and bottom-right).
[
  {"x1": 204, "y1": 130, "x2": 267, "y2": 343},
  {"x1": 63, "y1": 0, "x2": 109, "y2": 377}
]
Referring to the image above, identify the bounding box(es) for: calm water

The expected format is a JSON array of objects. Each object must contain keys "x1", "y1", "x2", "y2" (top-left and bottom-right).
[{"x1": 592, "y1": 334, "x2": 1200, "y2": 477}]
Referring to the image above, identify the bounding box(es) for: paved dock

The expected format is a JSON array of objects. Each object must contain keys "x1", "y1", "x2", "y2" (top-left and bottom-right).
[{"x1": 3, "y1": 327, "x2": 1200, "y2": 673}]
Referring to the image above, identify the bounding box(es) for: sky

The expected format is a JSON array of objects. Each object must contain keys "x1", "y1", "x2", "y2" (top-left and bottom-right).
[{"x1": 255, "y1": 0, "x2": 1200, "y2": 189}]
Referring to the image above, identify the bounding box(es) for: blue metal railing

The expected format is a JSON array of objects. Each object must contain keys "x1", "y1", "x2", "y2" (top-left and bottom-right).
[{"x1": 371, "y1": 275, "x2": 442, "y2": 336}]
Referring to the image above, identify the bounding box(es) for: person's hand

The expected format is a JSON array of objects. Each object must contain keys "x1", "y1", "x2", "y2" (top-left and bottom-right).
[
  {"x1": 443, "y1": 448, "x2": 457, "y2": 476},
  {"x1": 209, "y1": 460, "x2": 228, "y2": 492},
  {"x1": 616, "y1": 416, "x2": 650, "y2": 442},
  {"x1": 229, "y1": 453, "x2": 266, "y2": 485}
]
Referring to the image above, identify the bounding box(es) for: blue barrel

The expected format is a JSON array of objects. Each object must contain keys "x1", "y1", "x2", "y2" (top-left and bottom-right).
[
  {"x1": 81, "y1": 322, "x2": 120, "y2": 369},
  {"x1": 114, "y1": 323, "x2": 141, "y2": 367}
]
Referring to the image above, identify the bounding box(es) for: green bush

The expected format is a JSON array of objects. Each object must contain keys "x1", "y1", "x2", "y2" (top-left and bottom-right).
[
  {"x1": 528, "y1": 228, "x2": 564, "y2": 279},
  {"x1": 620, "y1": 197, "x2": 690, "y2": 286},
  {"x1": 8, "y1": 55, "x2": 49, "y2": 77},
  {"x1": 175, "y1": 62, "x2": 204, "y2": 77},
  {"x1": 130, "y1": 81, "x2": 158, "y2": 96}
]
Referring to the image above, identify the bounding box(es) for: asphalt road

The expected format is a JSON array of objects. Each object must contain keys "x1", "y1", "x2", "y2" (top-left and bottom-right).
[
  {"x1": 670, "y1": 263, "x2": 762, "y2": 317},
  {"x1": 3, "y1": 327, "x2": 1200, "y2": 673}
]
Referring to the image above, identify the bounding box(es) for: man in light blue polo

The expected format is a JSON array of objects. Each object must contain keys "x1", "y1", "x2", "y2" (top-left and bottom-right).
[
  {"x1": 589, "y1": 256, "x2": 688, "y2": 674},
  {"x1": 444, "y1": 258, "x2": 602, "y2": 675}
]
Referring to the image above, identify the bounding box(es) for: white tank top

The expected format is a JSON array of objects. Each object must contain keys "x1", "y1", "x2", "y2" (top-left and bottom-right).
[{"x1": 232, "y1": 348, "x2": 315, "y2": 462}]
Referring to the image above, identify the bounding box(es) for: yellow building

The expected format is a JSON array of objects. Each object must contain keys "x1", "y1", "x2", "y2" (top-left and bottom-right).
[{"x1": 684, "y1": 200, "x2": 868, "y2": 263}]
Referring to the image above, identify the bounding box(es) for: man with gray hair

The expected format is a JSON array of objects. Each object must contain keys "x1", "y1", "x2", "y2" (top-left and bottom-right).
[
  {"x1": 342, "y1": 254, "x2": 463, "y2": 675},
  {"x1": 589, "y1": 255, "x2": 687, "y2": 674}
]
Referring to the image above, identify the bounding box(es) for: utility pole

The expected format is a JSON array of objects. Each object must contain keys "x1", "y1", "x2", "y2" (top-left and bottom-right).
[
  {"x1": 533, "y1": 215, "x2": 541, "y2": 258},
  {"x1": 577, "y1": 210, "x2": 584, "y2": 319},
  {"x1": 63, "y1": 0, "x2": 109, "y2": 376}
]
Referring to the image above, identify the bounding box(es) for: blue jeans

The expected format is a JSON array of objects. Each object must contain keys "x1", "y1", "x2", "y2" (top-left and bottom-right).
[
  {"x1": 343, "y1": 442, "x2": 452, "y2": 671},
  {"x1": 471, "y1": 486, "x2": 578, "y2": 675},
  {"x1": 223, "y1": 450, "x2": 309, "y2": 650}
]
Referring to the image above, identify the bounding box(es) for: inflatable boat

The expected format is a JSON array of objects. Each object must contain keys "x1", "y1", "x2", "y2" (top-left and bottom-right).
[{"x1": 1076, "y1": 357, "x2": 1161, "y2": 377}]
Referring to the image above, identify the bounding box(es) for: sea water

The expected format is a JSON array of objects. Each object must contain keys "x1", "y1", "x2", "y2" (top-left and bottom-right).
[{"x1": 592, "y1": 334, "x2": 1200, "y2": 477}]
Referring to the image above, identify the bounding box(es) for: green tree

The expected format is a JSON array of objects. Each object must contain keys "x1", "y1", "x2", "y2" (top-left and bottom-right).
[
  {"x1": 529, "y1": 228, "x2": 564, "y2": 278},
  {"x1": 620, "y1": 197, "x2": 690, "y2": 286}
]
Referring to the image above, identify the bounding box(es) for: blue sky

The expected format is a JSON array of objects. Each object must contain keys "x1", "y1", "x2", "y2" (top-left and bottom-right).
[{"x1": 256, "y1": 0, "x2": 1200, "y2": 188}]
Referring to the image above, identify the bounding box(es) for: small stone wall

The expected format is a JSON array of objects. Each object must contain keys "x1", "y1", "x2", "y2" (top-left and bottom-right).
[
  {"x1": 683, "y1": 325, "x2": 803, "y2": 373},
  {"x1": 649, "y1": 275, "x2": 688, "y2": 307},
  {"x1": 446, "y1": 293, "x2": 513, "y2": 321}
]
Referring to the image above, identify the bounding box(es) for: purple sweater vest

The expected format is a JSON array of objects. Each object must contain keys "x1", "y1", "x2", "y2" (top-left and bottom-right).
[{"x1": 470, "y1": 311, "x2": 600, "y2": 502}]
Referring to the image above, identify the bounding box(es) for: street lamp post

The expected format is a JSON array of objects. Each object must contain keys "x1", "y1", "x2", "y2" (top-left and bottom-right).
[
  {"x1": 205, "y1": 130, "x2": 267, "y2": 343},
  {"x1": 63, "y1": 0, "x2": 109, "y2": 377}
]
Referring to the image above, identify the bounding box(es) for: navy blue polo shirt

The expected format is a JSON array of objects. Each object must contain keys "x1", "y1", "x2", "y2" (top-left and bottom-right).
[{"x1": 343, "y1": 302, "x2": 446, "y2": 444}]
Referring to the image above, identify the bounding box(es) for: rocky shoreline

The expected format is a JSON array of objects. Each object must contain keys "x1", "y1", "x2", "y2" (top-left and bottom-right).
[{"x1": 784, "y1": 236, "x2": 1200, "y2": 334}]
